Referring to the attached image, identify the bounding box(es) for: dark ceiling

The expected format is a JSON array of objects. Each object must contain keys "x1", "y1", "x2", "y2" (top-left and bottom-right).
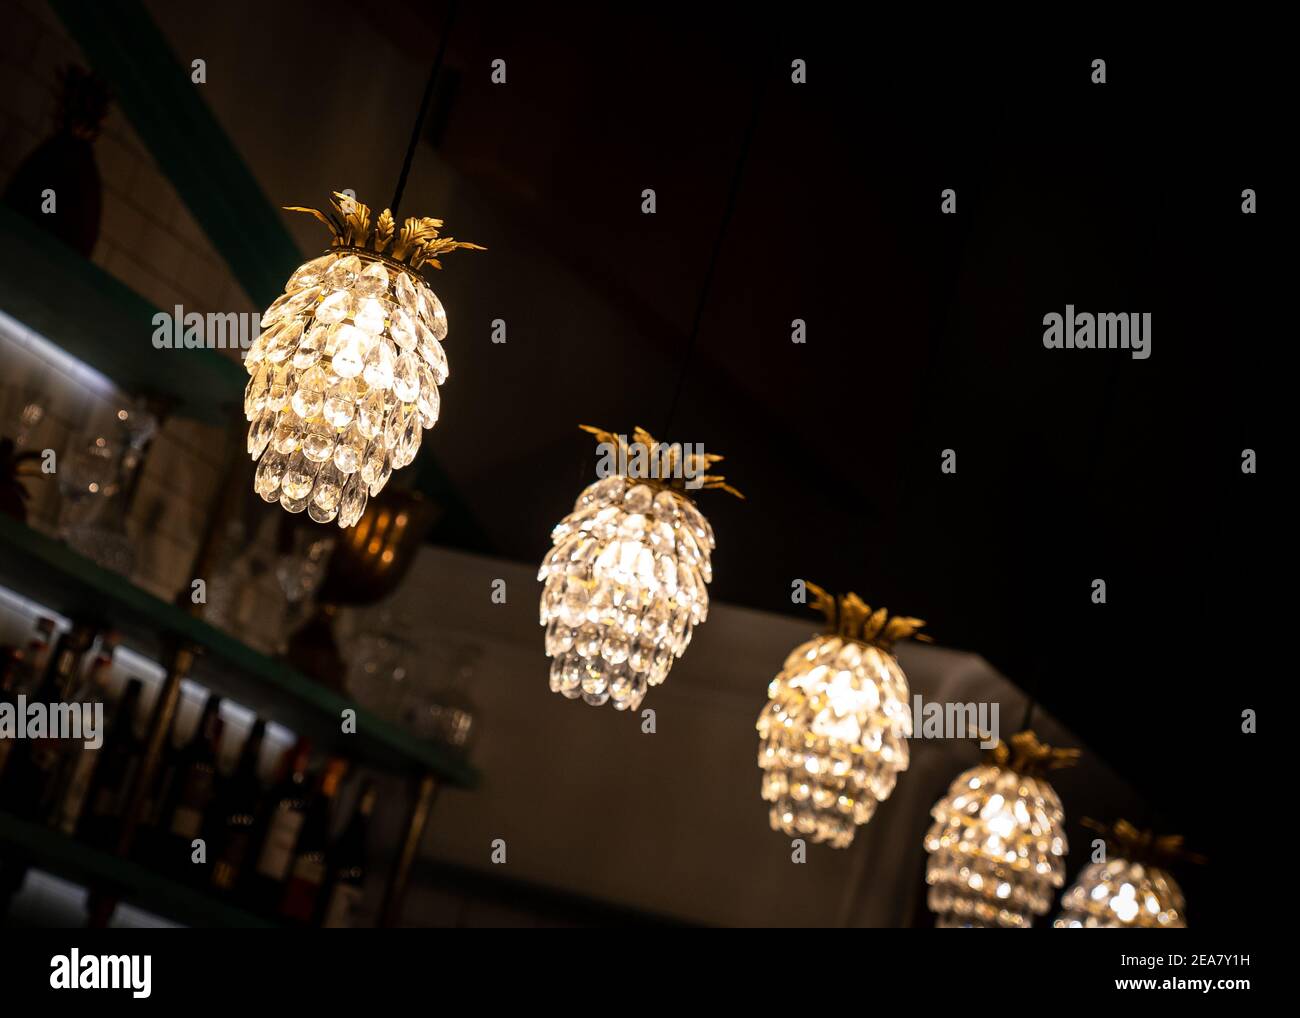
[{"x1": 207, "y1": 4, "x2": 1284, "y2": 925}]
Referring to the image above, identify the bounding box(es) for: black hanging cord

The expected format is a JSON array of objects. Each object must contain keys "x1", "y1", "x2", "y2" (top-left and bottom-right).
[
  {"x1": 390, "y1": 0, "x2": 459, "y2": 221},
  {"x1": 661, "y1": 62, "x2": 769, "y2": 438},
  {"x1": 1019, "y1": 695, "x2": 1036, "y2": 734}
]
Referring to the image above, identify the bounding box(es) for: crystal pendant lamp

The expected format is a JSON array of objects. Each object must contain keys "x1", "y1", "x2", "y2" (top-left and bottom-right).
[
  {"x1": 1054, "y1": 819, "x2": 1196, "y2": 928},
  {"x1": 538, "y1": 426, "x2": 741, "y2": 711},
  {"x1": 756, "y1": 584, "x2": 926, "y2": 848},
  {"x1": 245, "y1": 191, "x2": 482, "y2": 526},
  {"x1": 924, "y1": 730, "x2": 1078, "y2": 928}
]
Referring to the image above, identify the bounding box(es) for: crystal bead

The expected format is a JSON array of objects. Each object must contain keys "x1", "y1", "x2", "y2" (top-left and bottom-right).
[
  {"x1": 301, "y1": 420, "x2": 335, "y2": 463},
  {"x1": 356, "y1": 388, "x2": 387, "y2": 440},
  {"x1": 265, "y1": 319, "x2": 303, "y2": 363},
  {"x1": 254, "y1": 447, "x2": 286, "y2": 497},
  {"x1": 322, "y1": 377, "x2": 357, "y2": 428},
  {"x1": 280, "y1": 450, "x2": 317, "y2": 501},
  {"x1": 416, "y1": 366, "x2": 440, "y2": 428},
  {"x1": 362, "y1": 337, "x2": 395, "y2": 390},
  {"x1": 272, "y1": 414, "x2": 301, "y2": 455},
  {"x1": 247, "y1": 407, "x2": 274, "y2": 458},
  {"x1": 244, "y1": 364, "x2": 269, "y2": 421},
  {"x1": 419, "y1": 337, "x2": 448, "y2": 385},
  {"x1": 352, "y1": 260, "x2": 389, "y2": 298},
  {"x1": 419, "y1": 287, "x2": 448, "y2": 341},
  {"x1": 352, "y1": 296, "x2": 386, "y2": 335},
  {"x1": 394, "y1": 270, "x2": 418, "y2": 312},
  {"x1": 390, "y1": 307, "x2": 417, "y2": 351},
  {"x1": 315, "y1": 289, "x2": 353, "y2": 325},
  {"x1": 333, "y1": 424, "x2": 366, "y2": 475},
  {"x1": 330, "y1": 324, "x2": 366, "y2": 378},
  {"x1": 286, "y1": 253, "x2": 335, "y2": 292},
  {"x1": 338, "y1": 471, "x2": 368, "y2": 528},
  {"x1": 391, "y1": 351, "x2": 420, "y2": 403},
  {"x1": 290, "y1": 365, "x2": 327, "y2": 419},
  {"x1": 324, "y1": 253, "x2": 362, "y2": 290},
  {"x1": 292, "y1": 323, "x2": 325, "y2": 368}
]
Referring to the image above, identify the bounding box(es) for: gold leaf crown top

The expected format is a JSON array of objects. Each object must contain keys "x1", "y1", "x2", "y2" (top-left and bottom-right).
[
  {"x1": 579, "y1": 425, "x2": 744, "y2": 499},
  {"x1": 284, "y1": 191, "x2": 485, "y2": 270},
  {"x1": 1081, "y1": 818, "x2": 1207, "y2": 867},
  {"x1": 804, "y1": 581, "x2": 929, "y2": 651},
  {"x1": 988, "y1": 729, "x2": 1080, "y2": 777}
]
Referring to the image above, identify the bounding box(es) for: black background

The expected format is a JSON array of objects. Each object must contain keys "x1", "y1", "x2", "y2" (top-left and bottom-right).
[{"x1": 380, "y1": 8, "x2": 1279, "y2": 929}]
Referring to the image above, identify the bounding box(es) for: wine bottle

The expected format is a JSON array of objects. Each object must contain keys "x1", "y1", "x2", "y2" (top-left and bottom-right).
[
  {"x1": 78, "y1": 678, "x2": 145, "y2": 848},
  {"x1": 50, "y1": 635, "x2": 120, "y2": 833},
  {"x1": 140, "y1": 692, "x2": 221, "y2": 863},
  {"x1": 210, "y1": 719, "x2": 267, "y2": 895},
  {"x1": 0, "y1": 647, "x2": 22, "y2": 783},
  {"x1": 162, "y1": 706, "x2": 224, "y2": 879},
  {"x1": 11, "y1": 617, "x2": 57, "y2": 694},
  {"x1": 248, "y1": 738, "x2": 313, "y2": 911},
  {"x1": 0, "y1": 623, "x2": 94, "y2": 818},
  {"x1": 320, "y1": 780, "x2": 376, "y2": 928},
  {"x1": 279, "y1": 757, "x2": 348, "y2": 925}
]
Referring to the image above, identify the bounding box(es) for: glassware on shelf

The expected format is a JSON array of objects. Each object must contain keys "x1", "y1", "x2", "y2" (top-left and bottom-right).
[
  {"x1": 420, "y1": 644, "x2": 480, "y2": 754},
  {"x1": 59, "y1": 400, "x2": 159, "y2": 578},
  {"x1": 347, "y1": 612, "x2": 416, "y2": 723},
  {"x1": 347, "y1": 625, "x2": 479, "y2": 755}
]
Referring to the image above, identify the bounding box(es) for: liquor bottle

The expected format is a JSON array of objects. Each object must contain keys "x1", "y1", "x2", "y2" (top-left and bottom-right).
[
  {"x1": 210, "y1": 719, "x2": 267, "y2": 896},
  {"x1": 78, "y1": 678, "x2": 145, "y2": 848},
  {"x1": 0, "y1": 623, "x2": 94, "y2": 818},
  {"x1": 161, "y1": 707, "x2": 224, "y2": 879},
  {"x1": 47, "y1": 633, "x2": 119, "y2": 830},
  {"x1": 154, "y1": 702, "x2": 223, "y2": 873},
  {"x1": 0, "y1": 647, "x2": 22, "y2": 783},
  {"x1": 140, "y1": 692, "x2": 221, "y2": 862},
  {"x1": 279, "y1": 757, "x2": 348, "y2": 925},
  {"x1": 320, "y1": 780, "x2": 376, "y2": 928},
  {"x1": 11, "y1": 617, "x2": 57, "y2": 693},
  {"x1": 248, "y1": 738, "x2": 313, "y2": 911}
]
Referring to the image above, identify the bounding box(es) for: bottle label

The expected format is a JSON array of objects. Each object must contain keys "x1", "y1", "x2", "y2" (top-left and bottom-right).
[
  {"x1": 57, "y1": 748, "x2": 100, "y2": 834},
  {"x1": 212, "y1": 827, "x2": 253, "y2": 890},
  {"x1": 323, "y1": 883, "x2": 362, "y2": 928},
  {"x1": 170, "y1": 806, "x2": 204, "y2": 840},
  {"x1": 255, "y1": 808, "x2": 304, "y2": 879},
  {"x1": 290, "y1": 853, "x2": 326, "y2": 885},
  {"x1": 169, "y1": 765, "x2": 216, "y2": 838}
]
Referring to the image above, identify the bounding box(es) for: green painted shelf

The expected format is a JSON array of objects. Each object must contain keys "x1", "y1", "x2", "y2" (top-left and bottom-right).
[
  {"x1": 0, "y1": 513, "x2": 478, "y2": 788},
  {"x1": 0, "y1": 204, "x2": 248, "y2": 427},
  {"x1": 0, "y1": 811, "x2": 275, "y2": 928}
]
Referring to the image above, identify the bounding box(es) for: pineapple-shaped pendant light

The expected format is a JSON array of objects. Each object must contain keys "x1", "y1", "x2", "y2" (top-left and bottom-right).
[
  {"x1": 245, "y1": 191, "x2": 482, "y2": 526},
  {"x1": 538, "y1": 426, "x2": 741, "y2": 710},
  {"x1": 924, "y1": 730, "x2": 1078, "y2": 927},
  {"x1": 756, "y1": 584, "x2": 927, "y2": 849},
  {"x1": 1055, "y1": 819, "x2": 1198, "y2": 928}
]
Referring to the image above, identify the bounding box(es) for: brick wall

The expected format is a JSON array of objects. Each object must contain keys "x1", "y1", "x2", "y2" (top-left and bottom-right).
[{"x1": 0, "y1": 0, "x2": 277, "y2": 610}]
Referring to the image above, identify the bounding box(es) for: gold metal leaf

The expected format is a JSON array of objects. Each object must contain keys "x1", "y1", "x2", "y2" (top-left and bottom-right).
[
  {"x1": 577, "y1": 424, "x2": 741, "y2": 500},
  {"x1": 283, "y1": 205, "x2": 342, "y2": 240},
  {"x1": 373, "y1": 208, "x2": 394, "y2": 253}
]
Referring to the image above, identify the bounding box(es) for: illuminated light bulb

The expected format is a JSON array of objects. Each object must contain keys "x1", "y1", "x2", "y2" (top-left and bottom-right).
[
  {"x1": 538, "y1": 425, "x2": 741, "y2": 710},
  {"x1": 756, "y1": 584, "x2": 927, "y2": 848},
  {"x1": 923, "y1": 730, "x2": 1079, "y2": 927},
  {"x1": 245, "y1": 191, "x2": 482, "y2": 526},
  {"x1": 1054, "y1": 819, "x2": 1196, "y2": 928}
]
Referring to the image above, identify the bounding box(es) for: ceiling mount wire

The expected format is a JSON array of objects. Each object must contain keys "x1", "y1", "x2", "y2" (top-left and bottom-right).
[
  {"x1": 661, "y1": 60, "x2": 770, "y2": 439},
  {"x1": 390, "y1": 0, "x2": 459, "y2": 221}
]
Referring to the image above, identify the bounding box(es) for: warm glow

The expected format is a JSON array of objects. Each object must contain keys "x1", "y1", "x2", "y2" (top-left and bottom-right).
[
  {"x1": 755, "y1": 635, "x2": 912, "y2": 849},
  {"x1": 1055, "y1": 858, "x2": 1187, "y2": 928},
  {"x1": 246, "y1": 250, "x2": 448, "y2": 526},
  {"x1": 924, "y1": 761, "x2": 1069, "y2": 927},
  {"x1": 538, "y1": 475, "x2": 714, "y2": 710}
]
